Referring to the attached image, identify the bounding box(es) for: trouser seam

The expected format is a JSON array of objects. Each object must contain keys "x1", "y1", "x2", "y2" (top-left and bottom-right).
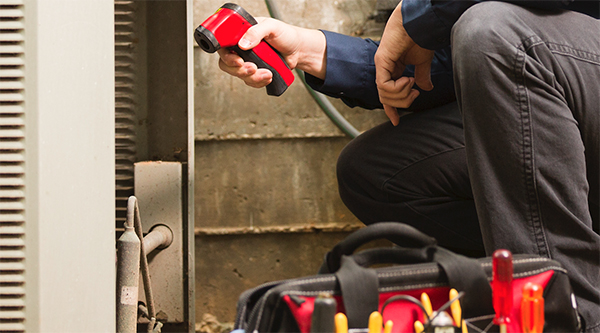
[
  {"x1": 516, "y1": 36, "x2": 551, "y2": 258},
  {"x1": 546, "y1": 42, "x2": 600, "y2": 65}
]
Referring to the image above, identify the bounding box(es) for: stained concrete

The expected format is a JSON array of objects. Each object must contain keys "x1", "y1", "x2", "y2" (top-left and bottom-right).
[
  {"x1": 193, "y1": 0, "x2": 387, "y2": 141},
  {"x1": 195, "y1": 137, "x2": 360, "y2": 229},
  {"x1": 195, "y1": 232, "x2": 353, "y2": 322},
  {"x1": 193, "y1": 0, "x2": 387, "y2": 325}
]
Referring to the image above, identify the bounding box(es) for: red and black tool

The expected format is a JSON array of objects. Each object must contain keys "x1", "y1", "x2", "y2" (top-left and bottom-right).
[{"x1": 195, "y1": 3, "x2": 294, "y2": 96}]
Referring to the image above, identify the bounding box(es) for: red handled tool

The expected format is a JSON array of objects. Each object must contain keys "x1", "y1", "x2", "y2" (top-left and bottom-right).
[
  {"x1": 195, "y1": 3, "x2": 294, "y2": 96},
  {"x1": 521, "y1": 282, "x2": 544, "y2": 333},
  {"x1": 492, "y1": 249, "x2": 513, "y2": 333}
]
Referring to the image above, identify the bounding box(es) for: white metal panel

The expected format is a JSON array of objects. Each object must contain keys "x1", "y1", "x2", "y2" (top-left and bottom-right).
[
  {"x1": 0, "y1": 1, "x2": 26, "y2": 331},
  {"x1": 31, "y1": 0, "x2": 116, "y2": 331}
]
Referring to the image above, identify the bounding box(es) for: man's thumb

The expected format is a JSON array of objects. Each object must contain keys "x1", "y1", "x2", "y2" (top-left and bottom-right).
[
  {"x1": 239, "y1": 19, "x2": 275, "y2": 50},
  {"x1": 239, "y1": 26, "x2": 263, "y2": 50},
  {"x1": 238, "y1": 36, "x2": 253, "y2": 49}
]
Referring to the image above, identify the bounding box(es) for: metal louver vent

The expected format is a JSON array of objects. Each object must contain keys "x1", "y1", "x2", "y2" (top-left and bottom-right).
[
  {"x1": 115, "y1": 0, "x2": 138, "y2": 227},
  {"x1": 0, "y1": 0, "x2": 26, "y2": 332}
]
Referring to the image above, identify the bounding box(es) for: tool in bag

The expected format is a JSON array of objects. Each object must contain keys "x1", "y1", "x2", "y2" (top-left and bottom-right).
[
  {"x1": 233, "y1": 222, "x2": 581, "y2": 333},
  {"x1": 492, "y1": 250, "x2": 513, "y2": 333}
]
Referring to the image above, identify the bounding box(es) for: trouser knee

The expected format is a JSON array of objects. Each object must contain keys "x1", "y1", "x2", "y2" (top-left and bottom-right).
[{"x1": 451, "y1": 2, "x2": 524, "y2": 73}]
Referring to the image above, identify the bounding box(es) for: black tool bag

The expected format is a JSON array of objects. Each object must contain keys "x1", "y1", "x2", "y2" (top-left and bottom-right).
[{"x1": 234, "y1": 222, "x2": 581, "y2": 333}]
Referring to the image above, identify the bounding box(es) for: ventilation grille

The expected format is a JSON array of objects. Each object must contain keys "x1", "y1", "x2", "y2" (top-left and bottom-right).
[
  {"x1": 115, "y1": 0, "x2": 138, "y2": 227},
  {"x1": 0, "y1": 0, "x2": 26, "y2": 332}
]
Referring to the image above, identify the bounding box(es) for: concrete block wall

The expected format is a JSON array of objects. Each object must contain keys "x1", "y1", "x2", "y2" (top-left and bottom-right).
[{"x1": 193, "y1": 0, "x2": 387, "y2": 323}]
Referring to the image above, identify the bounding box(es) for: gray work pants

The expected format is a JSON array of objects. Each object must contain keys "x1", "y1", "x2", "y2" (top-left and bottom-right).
[
  {"x1": 337, "y1": 1, "x2": 599, "y2": 331},
  {"x1": 453, "y1": 2, "x2": 599, "y2": 331}
]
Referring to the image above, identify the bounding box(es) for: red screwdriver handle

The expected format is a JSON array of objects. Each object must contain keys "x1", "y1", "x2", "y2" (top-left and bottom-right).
[{"x1": 492, "y1": 249, "x2": 513, "y2": 326}]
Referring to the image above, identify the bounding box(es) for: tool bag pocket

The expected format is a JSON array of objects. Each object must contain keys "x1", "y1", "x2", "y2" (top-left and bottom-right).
[{"x1": 234, "y1": 222, "x2": 581, "y2": 333}]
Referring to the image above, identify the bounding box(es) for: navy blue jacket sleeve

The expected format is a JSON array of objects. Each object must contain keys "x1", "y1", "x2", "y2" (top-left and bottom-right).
[
  {"x1": 305, "y1": 30, "x2": 456, "y2": 111},
  {"x1": 402, "y1": 0, "x2": 597, "y2": 50}
]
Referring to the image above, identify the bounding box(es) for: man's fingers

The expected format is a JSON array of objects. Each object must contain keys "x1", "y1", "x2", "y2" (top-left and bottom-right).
[
  {"x1": 245, "y1": 69, "x2": 273, "y2": 88},
  {"x1": 382, "y1": 88, "x2": 419, "y2": 105},
  {"x1": 218, "y1": 58, "x2": 255, "y2": 77},
  {"x1": 382, "y1": 87, "x2": 420, "y2": 125},
  {"x1": 378, "y1": 76, "x2": 413, "y2": 96},
  {"x1": 218, "y1": 58, "x2": 273, "y2": 88},
  {"x1": 377, "y1": 76, "x2": 420, "y2": 109},
  {"x1": 380, "y1": 88, "x2": 420, "y2": 109},
  {"x1": 384, "y1": 104, "x2": 400, "y2": 126},
  {"x1": 414, "y1": 62, "x2": 434, "y2": 91},
  {"x1": 217, "y1": 49, "x2": 244, "y2": 67},
  {"x1": 392, "y1": 77, "x2": 415, "y2": 97}
]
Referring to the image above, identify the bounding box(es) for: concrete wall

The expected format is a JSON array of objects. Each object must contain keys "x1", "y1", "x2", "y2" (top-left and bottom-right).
[{"x1": 193, "y1": 0, "x2": 388, "y2": 324}]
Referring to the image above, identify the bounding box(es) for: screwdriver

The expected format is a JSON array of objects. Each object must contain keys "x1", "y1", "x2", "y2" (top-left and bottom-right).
[
  {"x1": 414, "y1": 320, "x2": 424, "y2": 333},
  {"x1": 311, "y1": 293, "x2": 337, "y2": 333},
  {"x1": 492, "y1": 249, "x2": 513, "y2": 333},
  {"x1": 449, "y1": 288, "x2": 462, "y2": 327},
  {"x1": 521, "y1": 282, "x2": 544, "y2": 333},
  {"x1": 421, "y1": 292, "x2": 433, "y2": 323},
  {"x1": 449, "y1": 288, "x2": 468, "y2": 333},
  {"x1": 368, "y1": 311, "x2": 383, "y2": 333},
  {"x1": 383, "y1": 320, "x2": 393, "y2": 333},
  {"x1": 335, "y1": 313, "x2": 348, "y2": 333}
]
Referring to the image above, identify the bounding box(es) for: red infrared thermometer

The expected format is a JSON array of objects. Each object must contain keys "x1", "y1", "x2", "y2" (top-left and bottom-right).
[{"x1": 195, "y1": 3, "x2": 294, "y2": 96}]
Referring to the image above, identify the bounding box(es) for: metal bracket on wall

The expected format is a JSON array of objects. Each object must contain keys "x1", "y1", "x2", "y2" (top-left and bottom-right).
[{"x1": 134, "y1": 161, "x2": 185, "y2": 324}]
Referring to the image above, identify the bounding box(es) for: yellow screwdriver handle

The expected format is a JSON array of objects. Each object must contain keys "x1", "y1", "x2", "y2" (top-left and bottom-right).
[
  {"x1": 450, "y1": 288, "x2": 462, "y2": 327},
  {"x1": 414, "y1": 320, "x2": 424, "y2": 333},
  {"x1": 421, "y1": 293, "x2": 433, "y2": 323},
  {"x1": 383, "y1": 320, "x2": 393, "y2": 333},
  {"x1": 368, "y1": 311, "x2": 382, "y2": 333},
  {"x1": 334, "y1": 313, "x2": 348, "y2": 333}
]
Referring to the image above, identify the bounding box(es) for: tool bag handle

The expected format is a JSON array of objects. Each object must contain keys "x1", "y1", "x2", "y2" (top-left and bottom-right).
[
  {"x1": 324, "y1": 222, "x2": 493, "y2": 329},
  {"x1": 350, "y1": 247, "x2": 432, "y2": 268},
  {"x1": 318, "y1": 222, "x2": 436, "y2": 274}
]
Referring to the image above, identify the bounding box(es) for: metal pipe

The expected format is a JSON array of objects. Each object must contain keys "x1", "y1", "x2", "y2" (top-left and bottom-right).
[
  {"x1": 128, "y1": 196, "x2": 157, "y2": 333},
  {"x1": 117, "y1": 196, "x2": 172, "y2": 333},
  {"x1": 116, "y1": 222, "x2": 141, "y2": 333},
  {"x1": 138, "y1": 303, "x2": 149, "y2": 319},
  {"x1": 143, "y1": 224, "x2": 173, "y2": 256}
]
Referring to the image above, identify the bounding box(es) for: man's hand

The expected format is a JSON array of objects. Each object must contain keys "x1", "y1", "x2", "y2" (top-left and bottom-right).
[
  {"x1": 374, "y1": 1, "x2": 434, "y2": 125},
  {"x1": 217, "y1": 18, "x2": 326, "y2": 88}
]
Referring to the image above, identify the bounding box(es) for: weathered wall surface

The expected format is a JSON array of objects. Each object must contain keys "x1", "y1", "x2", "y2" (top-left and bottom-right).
[
  {"x1": 193, "y1": 0, "x2": 387, "y2": 324},
  {"x1": 195, "y1": 138, "x2": 357, "y2": 229},
  {"x1": 193, "y1": 0, "x2": 387, "y2": 142}
]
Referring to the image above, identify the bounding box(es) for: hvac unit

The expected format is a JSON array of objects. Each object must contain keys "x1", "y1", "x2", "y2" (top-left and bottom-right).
[{"x1": 0, "y1": 0, "x2": 194, "y2": 331}]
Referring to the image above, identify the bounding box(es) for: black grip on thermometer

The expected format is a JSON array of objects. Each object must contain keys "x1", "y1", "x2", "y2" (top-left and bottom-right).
[{"x1": 231, "y1": 44, "x2": 291, "y2": 96}]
